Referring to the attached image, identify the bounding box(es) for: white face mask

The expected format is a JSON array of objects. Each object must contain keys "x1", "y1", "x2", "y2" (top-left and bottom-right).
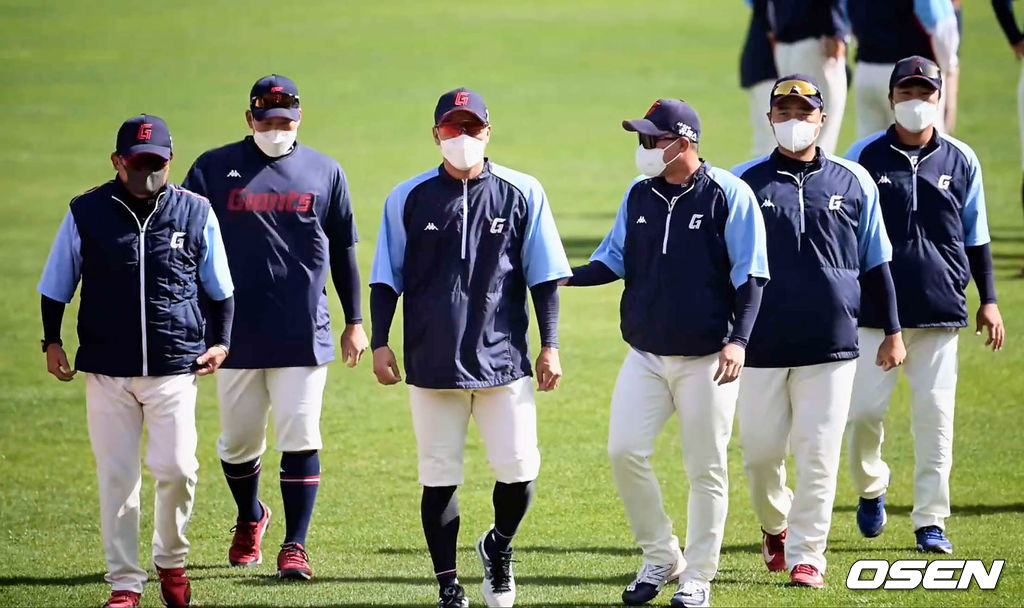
[
  {"x1": 634, "y1": 140, "x2": 681, "y2": 177},
  {"x1": 252, "y1": 128, "x2": 297, "y2": 157},
  {"x1": 772, "y1": 118, "x2": 820, "y2": 154},
  {"x1": 894, "y1": 99, "x2": 938, "y2": 133},
  {"x1": 439, "y1": 134, "x2": 487, "y2": 171}
]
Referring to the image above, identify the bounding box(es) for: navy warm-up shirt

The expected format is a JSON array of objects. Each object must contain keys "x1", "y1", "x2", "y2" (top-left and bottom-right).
[{"x1": 183, "y1": 137, "x2": 357, "y2": 369}]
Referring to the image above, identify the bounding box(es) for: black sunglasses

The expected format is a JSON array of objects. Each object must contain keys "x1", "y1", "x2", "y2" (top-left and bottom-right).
[{"x1": 251, "y1": 92, "x2": 300, "y2": 110}]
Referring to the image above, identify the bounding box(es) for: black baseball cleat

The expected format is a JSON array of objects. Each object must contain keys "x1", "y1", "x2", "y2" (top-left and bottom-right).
[{"x1": 438, "y1": 582, "x2": 469, "y2": 608}]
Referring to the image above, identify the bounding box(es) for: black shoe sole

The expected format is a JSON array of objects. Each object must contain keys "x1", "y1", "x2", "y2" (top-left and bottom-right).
[{"x1": 278, "y1": 569, "x2": 313, "y2": 581}]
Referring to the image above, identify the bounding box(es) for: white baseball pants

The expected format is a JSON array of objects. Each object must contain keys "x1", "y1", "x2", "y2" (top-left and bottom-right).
[
  {"x1": 85, "y1": 373, "x2": 199, "y2": 594},
  {"x1": 854, "y1": 61, "x2": 949, "y2": 139},
  {"x1": 847, "y1": 327, "x2": 959, "y2": 530},
  {"x1": 773, "y1": 37, "x2": 848, "y2": 154},
  {"x1": 737, "y1": 359, "x2": 856, "y2": 574},
  {"x1": 607, "y1": 348, "x2": 737, "y2": 583},
  {"x1": 748, "y1": 79, "x2": 778, "y2": 157}
]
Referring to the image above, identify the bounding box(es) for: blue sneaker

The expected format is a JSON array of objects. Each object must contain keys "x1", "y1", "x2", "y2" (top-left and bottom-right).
[
  {"x1": 915, "y1": 526, "x2": 953, "y2": 554},
  {"x1": 857, "y1": 494, "x2": 887, "y2": 538}
]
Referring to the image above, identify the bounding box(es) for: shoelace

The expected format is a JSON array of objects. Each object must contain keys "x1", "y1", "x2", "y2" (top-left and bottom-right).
[
  {"x1": 280, "y1": 542, "x2": 308, "y2": 563},
  {"x1": 920, "y1": 526, "x2": 945, "y2": 541},
  {"x1": 679, "y1": 580, "x2": 706, "y2": 597},
  {"x1": 489, "y1": 550, "x2": 515, "y2": 592},
  {"x1": 792, "y1": 564, "x2": 818, "y2": 577},
  {"x1": 636, "y1": 562, "x2": 673, "y2": 587}
]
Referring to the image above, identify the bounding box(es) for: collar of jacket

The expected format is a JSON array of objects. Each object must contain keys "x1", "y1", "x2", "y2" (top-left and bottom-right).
[
  {"x1": 437, "y1": 158, "x2": 493, "y2": 183},
  {"x1": 884, "y1": 124, "x2": 941, "y2": 156},
  {"x1": 769, "y1": 147, "x2": 825, "y2": 174}
]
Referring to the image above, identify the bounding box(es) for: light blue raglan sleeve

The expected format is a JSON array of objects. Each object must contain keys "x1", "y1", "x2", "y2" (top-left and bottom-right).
[
  {"x1": 589, "y1": 183, "x2": 635, "y2": 278},
  {"x1": 521, "y1": 180, "x2": 572, "y2": 287},
  {"x1": 37, "y1": 211, "x2": 82, "y2": 304},
  {"x1": 844, "y1": 133, "x2": 882, "y2": 163},
  {"x1": 958, "y1": 145, "x2": 991, "y2": 246},
  {"x1": 915, "y1": 0, "x2": 960, "y2": 71},
  {"x1": 855, "y1": 169, "x2": 893, "y2": 271},
  {"x1": 199, "y1": 210, "x2": 234, "y2": 301},
  {"x1": 730, "y1": 155, "x2": 769, "y2": 178},
  {"x1": 369, "y1": 185, "x2": 408, "y2": 294},
  {"x1": 711, "y1": 167, "x2": 770, "y2": 287}
]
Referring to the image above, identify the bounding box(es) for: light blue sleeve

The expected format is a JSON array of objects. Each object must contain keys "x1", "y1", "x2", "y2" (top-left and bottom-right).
[
  {"x1": 844, "y1": 131, "x2": 886, "y2": 162},
  {"x1": 199, "y1": 210, "x2": 234, "y2": 301},
  {"x1": 710, "y1": 167, "x2": 770, "y2": 287},
  {"x1": 520, "y1": 179, "x2": 572, "y2": 287},
  {"x1": 914, "y1": 0, "x2": 956, "y2": 30},
  {"x1": 944, "y1": 136, "x2": 991, "y2": 246},
  {"x1": 730, "y1": 155, "x2": 770, "y2": 178},
  {"x1": 589, "y1": 181, "x2": 638, "y2": 278},
  {"x1": 369, "y1": 185, "x2": 408, "y2": 295},
  {"x1": 37, "y1": 210, "x2": 82, "y2": 303}
]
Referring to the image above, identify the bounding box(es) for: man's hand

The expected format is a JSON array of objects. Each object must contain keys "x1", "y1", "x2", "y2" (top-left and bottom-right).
[
  {"x1": 1013, "y1": 39, "x2": 1024, "y2": 60},
  {"x1": 45, "y1": 343, "x2": 76, "y2": 382},
  {"x1": 196, "y1": 345, "x2": 229, "y2": 376},
  {"x1": 714, "y1": 343, "x2": 745, "y2": 386},
  {"x1": 976, "y1": 303, "x2": 1005, "y2": 351},
  {"x1": 373, "y1": 346, "x2": 402, "y2": 385},
  {"x1": 823, "y1": 36, "x2": 846, "y2": 60},
  {"x1": 557, "y1": 278, "x2": 570, "y2": 286},
  {"x1": 875, "y1": 332, "x2": 906, "y2": 371},
  {"x1": 340, "y1": 323, "x2": 369, "y2": 368},
  {"x1": 535, "y1": 346, "x2": 562, "y2": 392}
]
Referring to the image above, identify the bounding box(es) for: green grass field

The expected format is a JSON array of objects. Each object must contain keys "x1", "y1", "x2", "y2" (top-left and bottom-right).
[{"x1": 2, "y1": 1, "x2": 1023, "y2": 606}]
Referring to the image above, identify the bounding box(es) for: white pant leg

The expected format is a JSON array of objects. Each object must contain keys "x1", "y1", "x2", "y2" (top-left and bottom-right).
[
  {"x1": 903, "y1": 328, "x2": 959, "y2": 530},
  {"x1": 472, "y1": 377, "x2": 541, "y2": 483},
  {"x1": 775, "y1": 37, "x2": 848, "y2": 154},
  {"x1": 267, "y1": 366, "x2": 327, "y2": 453},
  {"x1": 786, "y1": 360, "x2": 857, "y2": 574},
  {"x1": 607, "y1": 348, "x2": 680, "y2": 566},
  {"x1": 216, "y1": 369, "x2": 271, "y2": 464},
  {"x1": 1018, "y1": 62, "x2": 1024, "y2": 169},
  {"x1": 666, "y1": 353, "x2": 738, "y2": 584},
  {"x1": 749, "y1": 79, "x2": 777, "y2": 157},
  {"x1": 86, "y1": 374, "x2": 147, "y2": 593},
  {"x1": 132, "y1": 374, "x2": 199, "y2": 570},
  {"x1": 737, "y1": 367, "x2": 793, "y2": 535},
  {"x1": 847, "y1": 328, "x2": 899, "y2": 498},
  {"x1": 409, "y1": 385, "x2": 472, "y2": 486},
  {"x1": 855, "y1": 62, "x2": 896, "y2": 138}
]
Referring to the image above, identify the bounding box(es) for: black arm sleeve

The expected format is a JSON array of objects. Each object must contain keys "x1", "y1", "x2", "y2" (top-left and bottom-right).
[
  {"x1": 204, "y1": 295, "x2": 235, "y2": 348},
  {"x1": 529, "y1": 280, "x2": 560, "y2": 349},
  {"x1": 330, "y1": 244, "x2": 363, "y2": 324},
  {"x1": 992, "y1": 0, "x2": 1024, "y2": 45},
  {"x1": 861, "y1": 263, "x2": 901, "y2": 335},
  {"x1": 565, "y1": 260, "x2": 620, "y2": 287},
  {"x1": 727, "y1": 277, "x2": 766, "y2": 348},
  {"x1": 41, "y1": 295, "x2": 65, "y2": 342},
  {"x1": 370, "y1": 283, "x2": 399, "y2": 350},
  {"x1": 967, "y1": 243, "x2": 998, "y2": 304}
]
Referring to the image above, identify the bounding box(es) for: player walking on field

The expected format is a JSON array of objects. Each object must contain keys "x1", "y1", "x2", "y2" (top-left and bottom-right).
[
  {"x1": 38, "y1": 115, "x2": 235, "y2": 608},
  {"x1": 844, "y1": 56, "x2": 1005, "y2": 553},
  {"x1": 183, "y1": 74, "x2": 368, "y2": 580},
  {"x1": 369, "y1": 88, "x2": 571, "y2": 608},
  {"x1": 733, "y1": 75, "x2": 906, "y2": 588},
  {"x1": 565, "y1": 99, "x2": 769, "y2": 608}
]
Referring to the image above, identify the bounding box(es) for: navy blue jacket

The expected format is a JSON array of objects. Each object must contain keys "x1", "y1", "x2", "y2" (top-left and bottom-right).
[
  {"x1": 370, "y1": 161, "x2": 571, "y2": 390},
  {"x1": 755, "y1": 0, "x2": 848, "y2": 43},
  {"x1": 849, "y1": 0, "x2": 960, "y2": 66},
  {"x1": 846, "y1": 127, "x2": 990, "y2": 328},
  {"x1": 734, "y1": 150, "x2": 892, "y2": 368},
  {"x1": 741, "y1": 1, "x2": 779, "y2": 88},
  {"x1": 590, "y1": 163, "x2": 770, "y2": 357},
  {"x1": 183, "y1": 138, "x2": 357, "y2": 369}
]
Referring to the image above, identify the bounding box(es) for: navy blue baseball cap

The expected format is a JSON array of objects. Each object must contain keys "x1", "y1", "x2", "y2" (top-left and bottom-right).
[
  {"x1": 116, "y1": 114, "x2": 172, "y2": 159},
  {"x1": 250, "y1": 74, "x2": 300, "y2": 121},
  {"x1": 771, "y1": 74, "x2": 824, "y2": 109},
  {"x1": 434, "y1": 88, "x2": 489, "y2": 125},
  {"x1": 622, "y1": 99, "x2": 701, "y2": 143},
  {"x1": 889, "y1": 56, "x2": 942, "y2": 92}
]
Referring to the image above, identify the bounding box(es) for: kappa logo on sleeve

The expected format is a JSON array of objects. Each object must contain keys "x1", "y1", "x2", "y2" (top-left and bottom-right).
[{"x1": 636, "y1": 215, "x2": 647, "y2": 224}]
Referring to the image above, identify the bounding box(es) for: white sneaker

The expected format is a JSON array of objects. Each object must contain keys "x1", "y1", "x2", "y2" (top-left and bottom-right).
[
  {"x1": 622, "y1": 548, "x2": 685, "y2": 606},
  {"x1": 671, "y1": 579, "x2": 710, "y2": 607},
  {"x1": 476, "y1": 528, "x2": 515, "y2": 607}
]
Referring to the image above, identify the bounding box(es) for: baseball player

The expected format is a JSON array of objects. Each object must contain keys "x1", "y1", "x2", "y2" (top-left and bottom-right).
[
  {"x1": 845, "y1": 56, "x2": 1004, "y2": 553},
  {"x1": 753, "y1": 0, "x2": 848, "y2": 154},
  {"x1": 741, "y1": 0, "x2": 780, "y2": 157},
  {"x1": 564, "y1": 99, "x2": 769, "y2": 608},
  {"x1": 733, "y1": 75, "x2": 905, "y2": 588},
  {"x1": 37, "y1": 115, "x2": 234, "y2": 608},
  {"x1": 849, "y1": 0, "x2": 960, "y2": 137},
  {"x1": 992, "y1": 0, "x2": 1024, "y2": 232},
  {"x1": 182, "y1": 74, "x2": 367, "y2": 580},
  {"x1": 369, "y1": 88, "x2": 571, "y2": 608}
]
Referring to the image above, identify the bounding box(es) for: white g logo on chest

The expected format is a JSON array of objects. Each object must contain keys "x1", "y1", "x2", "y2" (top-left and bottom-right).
[
  {"x1": 490, "y1": 218, "x2": 507, "y2": 234},
  {"x1": 170, "y1": 231, "x2": 186, "y2": 249}
]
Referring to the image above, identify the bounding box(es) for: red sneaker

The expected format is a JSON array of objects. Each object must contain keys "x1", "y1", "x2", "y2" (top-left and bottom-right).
[
  {"x1": 156, "y1": 566, "x2": 191, "y2": 607},
  {"x1": 229, "y1": 501, "x2": 271, "y2": 567},
  {"x1": 790, "y1": 563, "x2": 825, "y2": 588},
  {"x1": 277, "y1": 542, "x2": 313, "y2": 580},
  {"x1": 103, "y1": 590, "x2": 141, "y2": 608},
  {"x1": 761, "y1": 528, "x2": 787, "y2": 572}
]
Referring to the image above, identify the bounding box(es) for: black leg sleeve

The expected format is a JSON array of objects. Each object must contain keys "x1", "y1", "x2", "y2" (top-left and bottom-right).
[{"x1": 421, "y1": 486, "x2": 460, "y2": 579}]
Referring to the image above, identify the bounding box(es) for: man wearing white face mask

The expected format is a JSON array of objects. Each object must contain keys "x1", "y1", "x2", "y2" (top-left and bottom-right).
[
  {"x1": 733, "y1": 75, "x2": 905, "y2": 588},
  {"x1": 845, "y1": 56, "x2": 1004, "y2": 554},
  {"x1": 183, "y1": 74, "x2": 368, "y2": 580}
]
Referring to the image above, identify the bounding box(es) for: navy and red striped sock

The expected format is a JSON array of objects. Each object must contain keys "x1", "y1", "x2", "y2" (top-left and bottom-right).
[
  {"x1": 221, "y1": 458, "x2": 263, "y2": 523},
  {"x1": 280, "y1": 451, "x2": 320, "y2": 546}
]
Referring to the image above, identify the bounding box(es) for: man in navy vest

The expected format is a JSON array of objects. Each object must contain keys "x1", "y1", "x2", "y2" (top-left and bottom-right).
[
  {"x1": 183, "y1": 75, "x2": 367, "y2": 581},
  {"x1": 733, "y1": 75, "x2": 906, "y2": 588},
  {"x1": 565, "y1": 99, "x2": 769, "y2": 608},
  {"x1": 38, "y1": 115, "x2": 235, "y2": 608},
  {"x1": 369, "y1": 88, "x2": 571, "y2": 608},
  {"x1": 741, "y1": 0, "x2": 780, "y2": 156},
  {"x1": 845, "y1": 56, "x2": 1004, "y2": 554}
]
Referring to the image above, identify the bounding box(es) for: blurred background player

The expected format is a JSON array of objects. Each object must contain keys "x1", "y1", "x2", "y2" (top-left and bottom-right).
[
  {"x1": 845, "y1": 56, "x2": 1004, "y2": 554},
  {"x1": 741, "y1": 0, "x2": 780, "y2": 157},
  {"x1": 991, "y1": 0, "x2": 1024, "y2": 244},
  {"x1": 754, "y1": 0, "x2": 848, "y2": 154},
  {"x1": 38, "y1": 114, "x2": 235, "y2": 607},
  {"x1": 850, "y1": 0, "x2": 960, "y2": 137},
  {"x1": 183, "y1": 75, "x2": 367, "y2": 580},
  {"x1": 369, "y1": 88, "x2": 571, "y2": 608}
]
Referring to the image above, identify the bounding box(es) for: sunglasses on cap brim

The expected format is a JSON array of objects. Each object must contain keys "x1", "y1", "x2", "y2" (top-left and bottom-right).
[
  {"x1": 772, "y1": 79, "x2": 820, "y2": 97},
  {"x1": 251, "y1": 92, "x2": 300, "y2": 110},
  {"x1": 436, "y1": 121, "x2": 488, "y2": 138},
  {"x1": 638, "y1": 133, "x2": 683, "y2": 150},
  {"x1": 896, "y1": 62, "x2": 941, "y2": 81}
]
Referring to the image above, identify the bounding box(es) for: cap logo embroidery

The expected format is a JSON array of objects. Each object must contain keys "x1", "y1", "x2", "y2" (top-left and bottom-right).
[
  {"x1": 677, "y1": 123, "x2": 698, "y2": 141},
  {"x1": 645, "y1": 101, "x2": 661, "y2": 117},
  {"x1": 137, "y1": 123, "x2": 152, "y2": 141},
  {"x1": 454, "y1": 91, "x2": 470, "y2": 106},
  {"x1": 270, "y1": 86, "x2": 284, "y2": 92}
]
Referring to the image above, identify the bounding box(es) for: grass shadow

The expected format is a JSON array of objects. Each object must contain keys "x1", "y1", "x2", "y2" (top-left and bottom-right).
[{"x1": 831, "y1": 503, "x2": 1024, "y2": 517}]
